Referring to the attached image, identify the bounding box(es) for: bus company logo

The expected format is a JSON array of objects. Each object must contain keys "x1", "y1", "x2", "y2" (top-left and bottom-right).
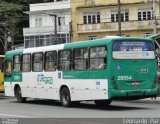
[{"x1": 37, "y1": 74, "x2": 53, "y2": 84}]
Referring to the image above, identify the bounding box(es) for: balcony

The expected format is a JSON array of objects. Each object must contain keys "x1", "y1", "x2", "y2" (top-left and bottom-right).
[
  {"x1": 23, "y1": 25, "x2": 70, "y2": 36},
  {"x1": 30, "y1": 0, "x2": 70, "y2": 12},
  {"x1": 77, "y1": 20, "x2": 160, "y2": 33}
]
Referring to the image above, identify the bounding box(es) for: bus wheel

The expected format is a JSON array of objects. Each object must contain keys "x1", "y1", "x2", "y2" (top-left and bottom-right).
[
  {"x1": 15, "y1": 86, "x2": 26, "y2": 103},
  {"x1": 60, "y1": 87, "x2": 72, "y2": 107},
  {"x1": 94, "y1": 100, "x2": 112, "y2": 107}
]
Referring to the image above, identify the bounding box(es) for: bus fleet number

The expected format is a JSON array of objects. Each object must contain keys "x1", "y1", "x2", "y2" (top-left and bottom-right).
[{"x1": 117, "y1": 76, "x2": 132, "y2": 81}]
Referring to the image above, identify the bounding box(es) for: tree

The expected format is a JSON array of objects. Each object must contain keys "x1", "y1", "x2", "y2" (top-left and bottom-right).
[{"x1": 0, "y1": 0, "x2": 42, "y2": 54}]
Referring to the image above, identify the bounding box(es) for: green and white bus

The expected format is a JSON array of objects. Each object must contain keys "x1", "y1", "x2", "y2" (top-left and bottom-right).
[{"x1": 4, "y1": 37, "x2": 159, "y2": 107}]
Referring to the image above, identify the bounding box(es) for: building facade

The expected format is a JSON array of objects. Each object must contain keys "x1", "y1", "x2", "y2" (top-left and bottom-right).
[
  {"x1": 71, "y1": 0, "x2": 160, "y2": 42},
  {"x1": 23, "y1": 0, "x2": 71, "y2": 48}
]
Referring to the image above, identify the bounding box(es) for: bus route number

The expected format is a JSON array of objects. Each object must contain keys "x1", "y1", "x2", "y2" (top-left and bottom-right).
[{"x1": 117, "y1": 75, "x2": 132, "y2": 81}]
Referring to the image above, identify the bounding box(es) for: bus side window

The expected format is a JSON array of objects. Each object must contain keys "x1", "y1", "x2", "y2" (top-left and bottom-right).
[
  {"x1": 32, "y1": 52, "x2": 43, "y2": 72},
  {"x1": 89, "y1": 46, "x2": 107, "y2": 70},
  {"x1": 0, "y1": 59, "x2": 4, "y2": 72},
  {"x1": 73, "y1": 48, "x2": 88, "y2": 70},
  {"x1": 58, "y1": 50, "x2": 71, "y2": 71},
  {"x1": 45, "y1": 51, "x2": 57, "y2": 72},
  {"x1": 4, "y1": 59, "x2": 12, "y2": 77},
  {"x1": 13, "y1": 55, "x2": 21, "y2": 72},
  {"x1": 1, "y1": 62, "x2": 4, "y2": 72},
  {"x1": 22, "y1": 54, "x2": 31, "y2": 72}
]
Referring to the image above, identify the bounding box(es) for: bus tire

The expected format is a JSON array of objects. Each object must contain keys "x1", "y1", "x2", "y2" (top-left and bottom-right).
[
  {"x1": 15, "y1": 86, "x2": 26, "y2": 103},
  {"x1": 60, "y1": 87, "x2": 72, "y2": 107},
  {"x1": 94, "y1": 100, "x2": 112, "y2": 107}
]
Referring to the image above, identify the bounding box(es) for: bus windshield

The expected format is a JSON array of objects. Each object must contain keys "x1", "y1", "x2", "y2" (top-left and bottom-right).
[
  {"x1": 112, "y1": 40, "x2": 155, "y2": 59},
  {"x1": 0, "y1": 58, "x2": 4, "y2": 72}
]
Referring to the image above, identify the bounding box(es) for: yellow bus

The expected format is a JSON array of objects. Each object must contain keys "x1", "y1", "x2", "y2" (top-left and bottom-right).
[{"x1": 0, "y1": 55, "x2": 4, "y2": 92}]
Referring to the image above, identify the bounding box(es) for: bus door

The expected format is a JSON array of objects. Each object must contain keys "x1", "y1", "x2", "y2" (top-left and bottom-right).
[{"x1": 89, "y1": 46, "x2": 108, "y2": 99}]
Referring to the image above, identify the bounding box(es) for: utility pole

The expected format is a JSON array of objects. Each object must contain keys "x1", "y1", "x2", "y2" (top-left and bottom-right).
[
  {"x1": 49, "y1": 14, "x2": 57, "y2": 44},
  {"x1": 153, "y1": 0, "x2": 157, "y2": 34},
  {"x1": 118, "y1": 0, "x2": 122, "y2": 36},
  {"x1": 69, "y1": 21, "x2": 72, "y2": 43}
]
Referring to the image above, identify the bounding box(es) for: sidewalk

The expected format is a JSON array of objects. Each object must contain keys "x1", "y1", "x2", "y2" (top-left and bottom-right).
[{"x1": 132, "y1": 97, "x2": 160, "y2": 104}]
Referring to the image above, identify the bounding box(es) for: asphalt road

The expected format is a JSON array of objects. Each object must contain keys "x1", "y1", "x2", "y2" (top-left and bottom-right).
[{"x1": 0, "y1": 96, "x2": 160, "y2": 124}]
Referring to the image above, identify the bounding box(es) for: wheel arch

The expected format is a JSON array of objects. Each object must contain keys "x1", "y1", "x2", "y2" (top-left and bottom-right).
[{"x1": 59, "y1": 85, "x2": 70, "y2": 97}]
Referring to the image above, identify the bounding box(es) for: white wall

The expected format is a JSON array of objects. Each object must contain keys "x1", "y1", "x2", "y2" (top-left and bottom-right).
[
  {"x1": 24, "y1": 1, "x2": 71, "y2": 36},
  {"x1": 30, "y1": 0, "x2": 70, "y2": 11},
  {"x1": 29, "y1": 12, "x2": 70, "y2": 28}
]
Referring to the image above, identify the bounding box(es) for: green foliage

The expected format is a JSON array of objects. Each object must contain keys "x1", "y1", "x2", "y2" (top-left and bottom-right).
[
  {"x1": 0, "y1": 2, "x2": 25, "y2": 43},
  {"x1": 0, "y1": 0, "x2": 42, "y2": 44}
]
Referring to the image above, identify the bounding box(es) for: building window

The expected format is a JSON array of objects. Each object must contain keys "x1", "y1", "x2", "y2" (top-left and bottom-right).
[
  {"x1": 111, "y1": 10, "x2": 129, "y2": 22},
  {"x1": 143, "y1": 32, "x2": 153, "y2": 37},
  {"x1": 88, "y1": 36, "x2": 97, "y2": 40},
  {"x1": 13, "y1": 55, "x2": 21, "y2": 72},
  {"x1": 45, "y1": 51, "x2": 57, "y2": 71},
  {"x1": 32, "y1": 53, "x2": 43, "y2": 72},
  {"x1": 83, "y1": 12, "x2": 100, "y2": 24},
  {"x1": 58, "y1": 50, "x2": 71, "y2": 70},
  {"x1": 35, "y1": 18, "x2": 42, "y2": 27},
  {"x1": 138, "y1": 10, "x2": 152, "y2": 21},
  {"x1": 24, "y1": 37, "x2": 30, "y2": 48},
  {"x1": 22, "y1": 54, "x2": 31, "y2": 72},
  {"x1": 73, "y1": 48, "x2": 88, "y2": 70},
  {"x1": 24, "y1": 34, "x2": 70, "y2": 48},
  {"x1": 90, "y1": 46, "x2": 107, "y2": 70}
]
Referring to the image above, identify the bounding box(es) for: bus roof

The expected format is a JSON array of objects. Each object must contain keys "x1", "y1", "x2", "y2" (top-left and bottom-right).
[{"x1": 5, "y1": 37, "x2": 153, "y2": 55}]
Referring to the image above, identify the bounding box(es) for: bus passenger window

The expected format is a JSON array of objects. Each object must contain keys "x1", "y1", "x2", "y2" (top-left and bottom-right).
[
  {"x1": 13, "y1": 55, "x2": 21, "y2": 72},
  {"x1": 89, "y1": 46, "x2": 107, "y2": 70},
  {"x1": 0, "y1": 58, "x2": 4, "y2": 72},
  {"x1": 58, "y1": 50, "x2": 71, "y2": 70},
  {"x1": 4, "y1": 59, "x2": 12, "y2": 77},
  {"x1": 45, "y1": 51, "x2": 57, "y2": 72},
  {"x1": 73, "y1": 48, "x2": 88, "y2": 70},
  {"x1": 32, "y1": 53, "x2": 43, "y2": 72},
  {"x1": 22, "y1": 54, "x2": 31, "y2": 72}
]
